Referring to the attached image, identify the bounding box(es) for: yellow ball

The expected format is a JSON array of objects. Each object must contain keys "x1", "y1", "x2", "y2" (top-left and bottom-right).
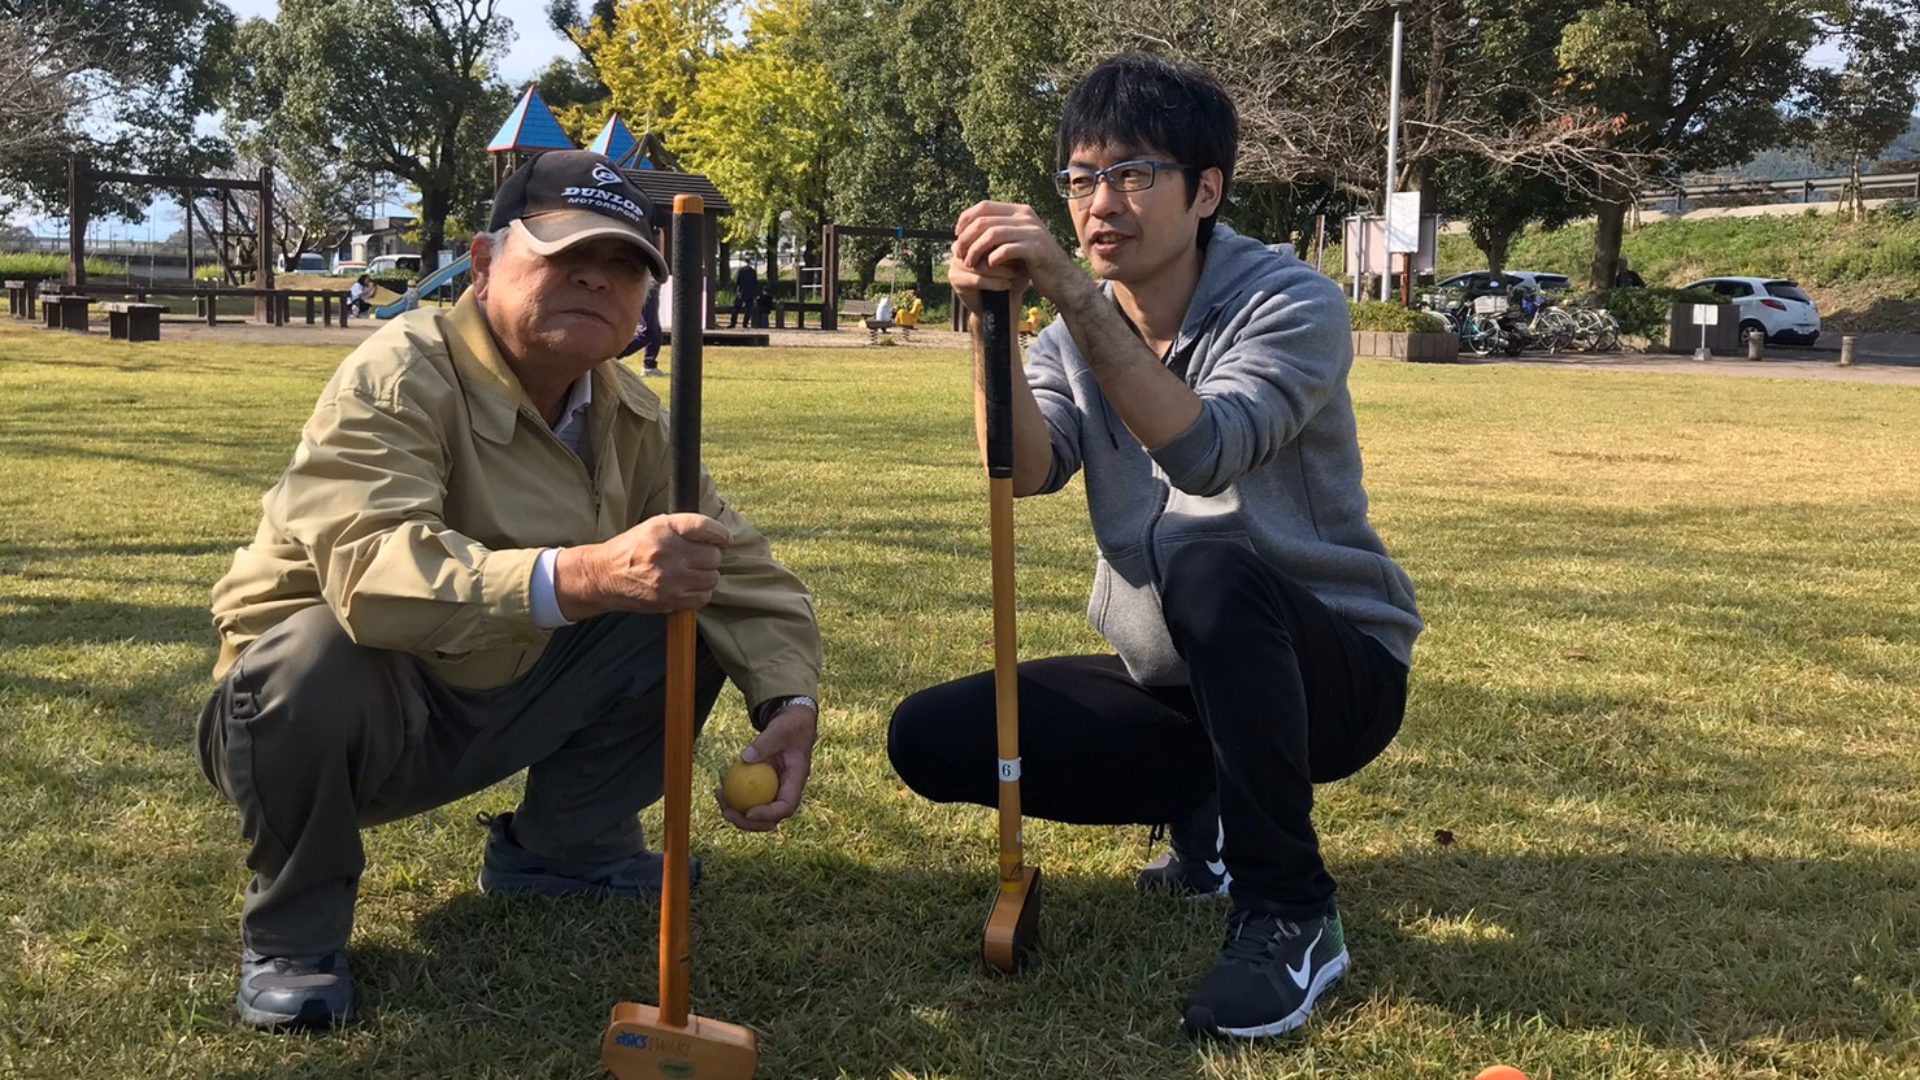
[{"x1": 721, "y1": 760, "x2": 779, "y2": 812}]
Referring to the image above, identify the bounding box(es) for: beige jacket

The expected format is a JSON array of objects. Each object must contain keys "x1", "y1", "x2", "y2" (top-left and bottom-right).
[{"x1": 211, "y1": 293, "x2": 821, "y2": 704}]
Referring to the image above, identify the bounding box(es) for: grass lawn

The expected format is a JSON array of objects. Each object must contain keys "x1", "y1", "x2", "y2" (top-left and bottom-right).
[{"x1": 2, "y1": 322, "x2": 1917, "y2": 1079}]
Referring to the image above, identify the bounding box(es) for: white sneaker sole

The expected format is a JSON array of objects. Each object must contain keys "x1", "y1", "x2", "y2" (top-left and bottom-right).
[{"x1": 1206, "y1": 948, "x2": 1349, "y2": 1039}]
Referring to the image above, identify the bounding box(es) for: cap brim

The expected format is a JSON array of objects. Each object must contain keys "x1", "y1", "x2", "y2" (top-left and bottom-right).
[{"x1": 511, "y1": 213, "x2": 669, "y2": 281}]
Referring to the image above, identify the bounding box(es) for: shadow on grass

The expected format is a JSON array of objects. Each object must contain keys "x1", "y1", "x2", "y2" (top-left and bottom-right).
[{"x1": 194, "y1": 841, "x2": 1916, "y2": 1078}]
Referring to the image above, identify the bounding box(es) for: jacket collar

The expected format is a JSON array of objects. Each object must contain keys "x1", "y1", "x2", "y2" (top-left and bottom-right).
[{"x1": 445, "y1": 292, "x2": 660, "y2": 444}]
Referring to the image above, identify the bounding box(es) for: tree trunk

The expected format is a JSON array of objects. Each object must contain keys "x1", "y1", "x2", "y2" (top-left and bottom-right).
[
  {"x1": 418, "y1": 184, "x2": 451, "y2": 272},
  {"x1": 1486, "y1": 230, "x2": 1511, "y2": 276},
  {"x1": 1590, "y1": 180, "x2": 1629, "y2": 291},
  {"x1": 764, "y1": 220, "x2": 780, "y2": 298},
  {"x1": 854, "y1": 246, "x2": 882, "y2": 297},
  {"x1": 1849, "y1": 156, "x2": 1863, "y2": 223},
  {"x1": 910, "y1": 242, "x2": 935, "y2": 296}
]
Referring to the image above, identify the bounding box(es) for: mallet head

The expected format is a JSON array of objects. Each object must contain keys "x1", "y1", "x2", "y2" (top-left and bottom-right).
[
  {"x1": 982, "y1": 865, "x2": 1043, "y2": 973},
  {"x1": 603, "y1": 1002, "x2": 758, "y2": 1080}
]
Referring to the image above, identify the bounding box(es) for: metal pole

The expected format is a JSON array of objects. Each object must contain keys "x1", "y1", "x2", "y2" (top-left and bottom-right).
[{"x1": 1379, "y1": 0, "x2": 1406, "y2": 302}]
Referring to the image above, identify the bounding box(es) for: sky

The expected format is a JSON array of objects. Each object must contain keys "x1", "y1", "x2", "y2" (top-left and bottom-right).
[{"x1": 222, "y1": 0, "x2": 574, "y2": 85}]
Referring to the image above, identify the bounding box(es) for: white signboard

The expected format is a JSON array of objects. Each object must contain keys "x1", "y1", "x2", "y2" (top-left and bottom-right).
[
  {"x1": 658, "y1": 276, "x2": 708, "y2": 332},
  {"x1": 1473, "y1": 295, "x2": 1508, "y2": 314},
  {"x1": 1692, "y1": 304, "x2": 1720, "y2": 326},
  {"x1": 1386, "y1": 192, "x2": 1422, "y2": 254}
]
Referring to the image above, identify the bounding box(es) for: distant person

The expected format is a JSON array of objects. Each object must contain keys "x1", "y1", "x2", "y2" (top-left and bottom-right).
[
  {"x1": 346, "y1": 275, "x2": 375, "y2": 316},
  {"x1": 873, "y1": 293, "x2": 895, "y2": 326},
  {"x1": 729, "y1": 260, "x2": 760, "y2": 328},
  {"x1": 1613, "y1": 257, "x2": 1644, "y2": 289},
  {"x1": 620, "y1": 279, "x2": 664, "y2": 376}
]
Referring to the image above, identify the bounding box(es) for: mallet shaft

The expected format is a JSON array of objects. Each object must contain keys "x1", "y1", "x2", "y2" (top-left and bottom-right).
[
  {"x1": 660, "y1": 193, "x2": 706, "y2": 1028},
  {"x1": 979, "y1": 289, "x2": 1024, "y2": 882}
]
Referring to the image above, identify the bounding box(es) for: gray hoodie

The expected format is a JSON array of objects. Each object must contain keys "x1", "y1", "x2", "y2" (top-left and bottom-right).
[{"x1": 1025, "y1": 224, "x2": 1421, "y2": 685}]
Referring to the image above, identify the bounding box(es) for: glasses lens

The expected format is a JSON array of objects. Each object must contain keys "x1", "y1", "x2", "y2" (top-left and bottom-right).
[{"x1": 1110, "y1": 162, "x2": 1157, "y2": 192}]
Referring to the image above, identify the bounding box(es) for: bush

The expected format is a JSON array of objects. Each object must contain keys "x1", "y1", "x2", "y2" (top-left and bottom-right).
[
  {"x1": 371, "y1": 273, "x2": 414, "y2": 295},
  {"x1": 1349, "y1": 300, "x2": 1447, "y2": 333},
  {"x1": 1597, "y1": 286, "x2": 1719, "y2": 338},
  {"x1": 0, "y1": 252, "x2": 127, "y2": 278}
]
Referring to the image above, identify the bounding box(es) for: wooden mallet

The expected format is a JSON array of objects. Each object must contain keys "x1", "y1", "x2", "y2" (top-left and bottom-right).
[
  {"x1": 603, "y1": 194, "x2": 759, "y2": 1079},
  {"x1": 978, "y1": 287, "x2": 1043, "y2": 973}
]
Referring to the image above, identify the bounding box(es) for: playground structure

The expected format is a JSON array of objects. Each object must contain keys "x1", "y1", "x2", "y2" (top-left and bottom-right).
[
  {"x1": 58, "y1": 155, "x2": 299, "y2": 325},
  {"x1": 35, "y1": 86, "x2": 844, "y2": 343},
  {"x1": 818, "y1": 223, "x2": 967, "y2": 332}
]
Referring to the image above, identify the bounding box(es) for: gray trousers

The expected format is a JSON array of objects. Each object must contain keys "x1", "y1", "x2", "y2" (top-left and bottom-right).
[{"x1": 197, "y1": 604, "x2": 724, "y2": 956}]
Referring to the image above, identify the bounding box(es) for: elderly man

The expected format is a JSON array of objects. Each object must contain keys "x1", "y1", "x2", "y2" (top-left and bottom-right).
[{"x1": 197, "y1": 151, "x2": 822, "y2": 1031}]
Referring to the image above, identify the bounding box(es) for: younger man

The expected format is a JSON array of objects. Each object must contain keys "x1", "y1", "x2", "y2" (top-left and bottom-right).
[{"x1": 889, "y1": 55, "x2": 1421, "y2": 1038}]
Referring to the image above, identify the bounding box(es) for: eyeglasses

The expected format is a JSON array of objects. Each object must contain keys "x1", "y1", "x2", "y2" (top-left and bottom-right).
[{"x1": 1053, "y1": 159, "x2": 1192, "y2": 200}]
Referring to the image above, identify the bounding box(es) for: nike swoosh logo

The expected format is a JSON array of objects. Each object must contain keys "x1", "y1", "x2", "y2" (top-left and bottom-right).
[
  {"x1": 1287, "y1": 927, "x2": 1325, "y2": 990},
  {"x1": 1205, "y1": 859, "x2": 1227, "y2": 877}
]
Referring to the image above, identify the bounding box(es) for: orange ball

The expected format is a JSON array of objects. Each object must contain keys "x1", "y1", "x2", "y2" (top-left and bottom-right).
[{"x1": 1474, "y1": 1068, "x2": 1530, "y2": 1080}]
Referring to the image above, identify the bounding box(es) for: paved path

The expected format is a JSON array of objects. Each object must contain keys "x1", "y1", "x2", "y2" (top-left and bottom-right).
[{"x1": 1462, "y1": 333, "x2": 1920, "y2": 386}]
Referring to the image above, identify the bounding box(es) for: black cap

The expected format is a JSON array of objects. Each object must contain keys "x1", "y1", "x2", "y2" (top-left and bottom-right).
[{"x1": 488, "y1": 150, "x2": 668, "y2": 279}]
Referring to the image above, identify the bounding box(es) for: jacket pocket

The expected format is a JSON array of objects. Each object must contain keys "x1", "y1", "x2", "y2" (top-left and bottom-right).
[{"x1": 1089, "y1": 545, "x2": 1184, "y2": 685}]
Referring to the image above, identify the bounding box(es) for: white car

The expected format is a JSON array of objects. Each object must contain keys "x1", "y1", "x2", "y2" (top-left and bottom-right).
[
  {"x1": 1438, "y1": 269, "x2": 1573, "y2": 294},
  {"x1": 366, "y1": 254, "x2": 423, "y2": 277},
  {"x1": 1682, "y1": 277, "x2": 1821, "y2": 345}
]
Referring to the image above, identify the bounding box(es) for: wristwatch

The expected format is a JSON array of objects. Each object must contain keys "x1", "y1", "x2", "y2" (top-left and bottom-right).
[{"x1": 753, "y1": 694, "x2": 818, "y2": 731}]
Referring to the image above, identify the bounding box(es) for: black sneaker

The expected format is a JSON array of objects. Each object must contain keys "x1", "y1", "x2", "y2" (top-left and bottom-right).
[
  {"x1": 1136, "y1": 796, "x2": 1229, "y2": 898},
  {"x1": 1182, "y1": 905, "x2": 1349, "y2": 1039},
  {"x1": 475, "y1": 811, "x2": 698, "y2": 898},
  {"x1": 236, "y1": 949, "x2": 354, "y2": 1030}
]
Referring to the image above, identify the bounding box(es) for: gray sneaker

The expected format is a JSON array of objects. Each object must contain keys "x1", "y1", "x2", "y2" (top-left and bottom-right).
[
  {"x1": 475, "y1": 811, "x2": 698, "y2": 898},
  {"x1": 236, "y1": 949, "x2": 354, "y2": 1030},
  {"x1": 1137, "y1": 795, "x2": 1230, "y2": 898}
]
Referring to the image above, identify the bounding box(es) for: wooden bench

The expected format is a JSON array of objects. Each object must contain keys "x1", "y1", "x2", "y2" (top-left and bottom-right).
[
  {"x1": 103, "y1": 302, "x2": 165, "y2": 342},
  {"x1": 40, "y1": 293, "x2": 91, "y2": 332},
  {"x1": 6, "y1": 279, "x2": 40, "y2": 320},
  {"x1": 771, "y1": 298, "x2": 824, "y2": 329}
]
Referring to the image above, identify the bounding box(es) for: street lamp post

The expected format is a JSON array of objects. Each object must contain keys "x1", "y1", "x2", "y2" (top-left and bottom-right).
[{"x1": 1380, "y1": 0, "x2": 1409, "y2": 302}]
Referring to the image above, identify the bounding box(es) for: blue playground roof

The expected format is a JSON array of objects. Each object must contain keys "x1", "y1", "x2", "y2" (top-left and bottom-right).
[
  {"x1": 488, "y1": 87, "x2": 575, "y2": 153},
  {"x1": 587, "y1": 114, "x2": 643, "y2": 166}
]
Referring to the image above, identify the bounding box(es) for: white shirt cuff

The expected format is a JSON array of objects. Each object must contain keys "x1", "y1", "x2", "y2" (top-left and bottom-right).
[{"x1": 529, "y1": 547, "x2": 573, "y2": 629}]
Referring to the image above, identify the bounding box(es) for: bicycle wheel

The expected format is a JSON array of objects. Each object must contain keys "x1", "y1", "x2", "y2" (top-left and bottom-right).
[
  {"x1": 1569, "y1": 309, "x2": 1602, "y2": 352},
  {"x1": 1538, "y1": 309, "x2": 1578, "y2": 354},
  {"x1": 1468, "y1": 314, "x2": 1500, "y2": 356},
  {"x1": 1598, "y1": 311, "x2": 1620, "y2": 351}
]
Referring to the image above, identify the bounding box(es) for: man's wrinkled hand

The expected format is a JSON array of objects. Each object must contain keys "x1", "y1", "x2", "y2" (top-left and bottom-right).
[
  {"x1": 715, "y1": 704, "x2": 817, "y2": 833},
  {"x1": 554, "y1": 513, "x2": 729, "y2": 621}
]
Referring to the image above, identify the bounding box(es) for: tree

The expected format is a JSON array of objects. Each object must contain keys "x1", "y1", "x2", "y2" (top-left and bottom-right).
[
  {"x1": 956, "y1": 0, "x2": 1072, "y2": 235},
  {"x1": 674, "y1": 0, "x2": 852, "y2": 254},
  {"x1": 563, "y1": 0, "x2": 733, "y2": 138},
  {"x1": 1555, "y1": 0, "x2": 1834, "y2": 288},
  {"x1": 806, "y1": 0, "x2": 991, "y2": 293},
  {"x1": 1067, "y1": 0, "x2": 1629, "y2": 226},
  {"x1": 224, "y1": 0, "x2": 512, "y2": 267},
  {"x1": 0, "y1": 0, "x2": 237, "y2": 219},
  {"x1": 1438, "y1": 158, "x2": 1581, "y2": 273},
  {"x1": 0, "y1": 14, "x2": 82, "y2": 165},
  {"x1": 1795, "y1": 6, "x2": 1920, "y2": 221},
  {"x1": 533, "y1": 55, "x2": 610, "y2": 114}
]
